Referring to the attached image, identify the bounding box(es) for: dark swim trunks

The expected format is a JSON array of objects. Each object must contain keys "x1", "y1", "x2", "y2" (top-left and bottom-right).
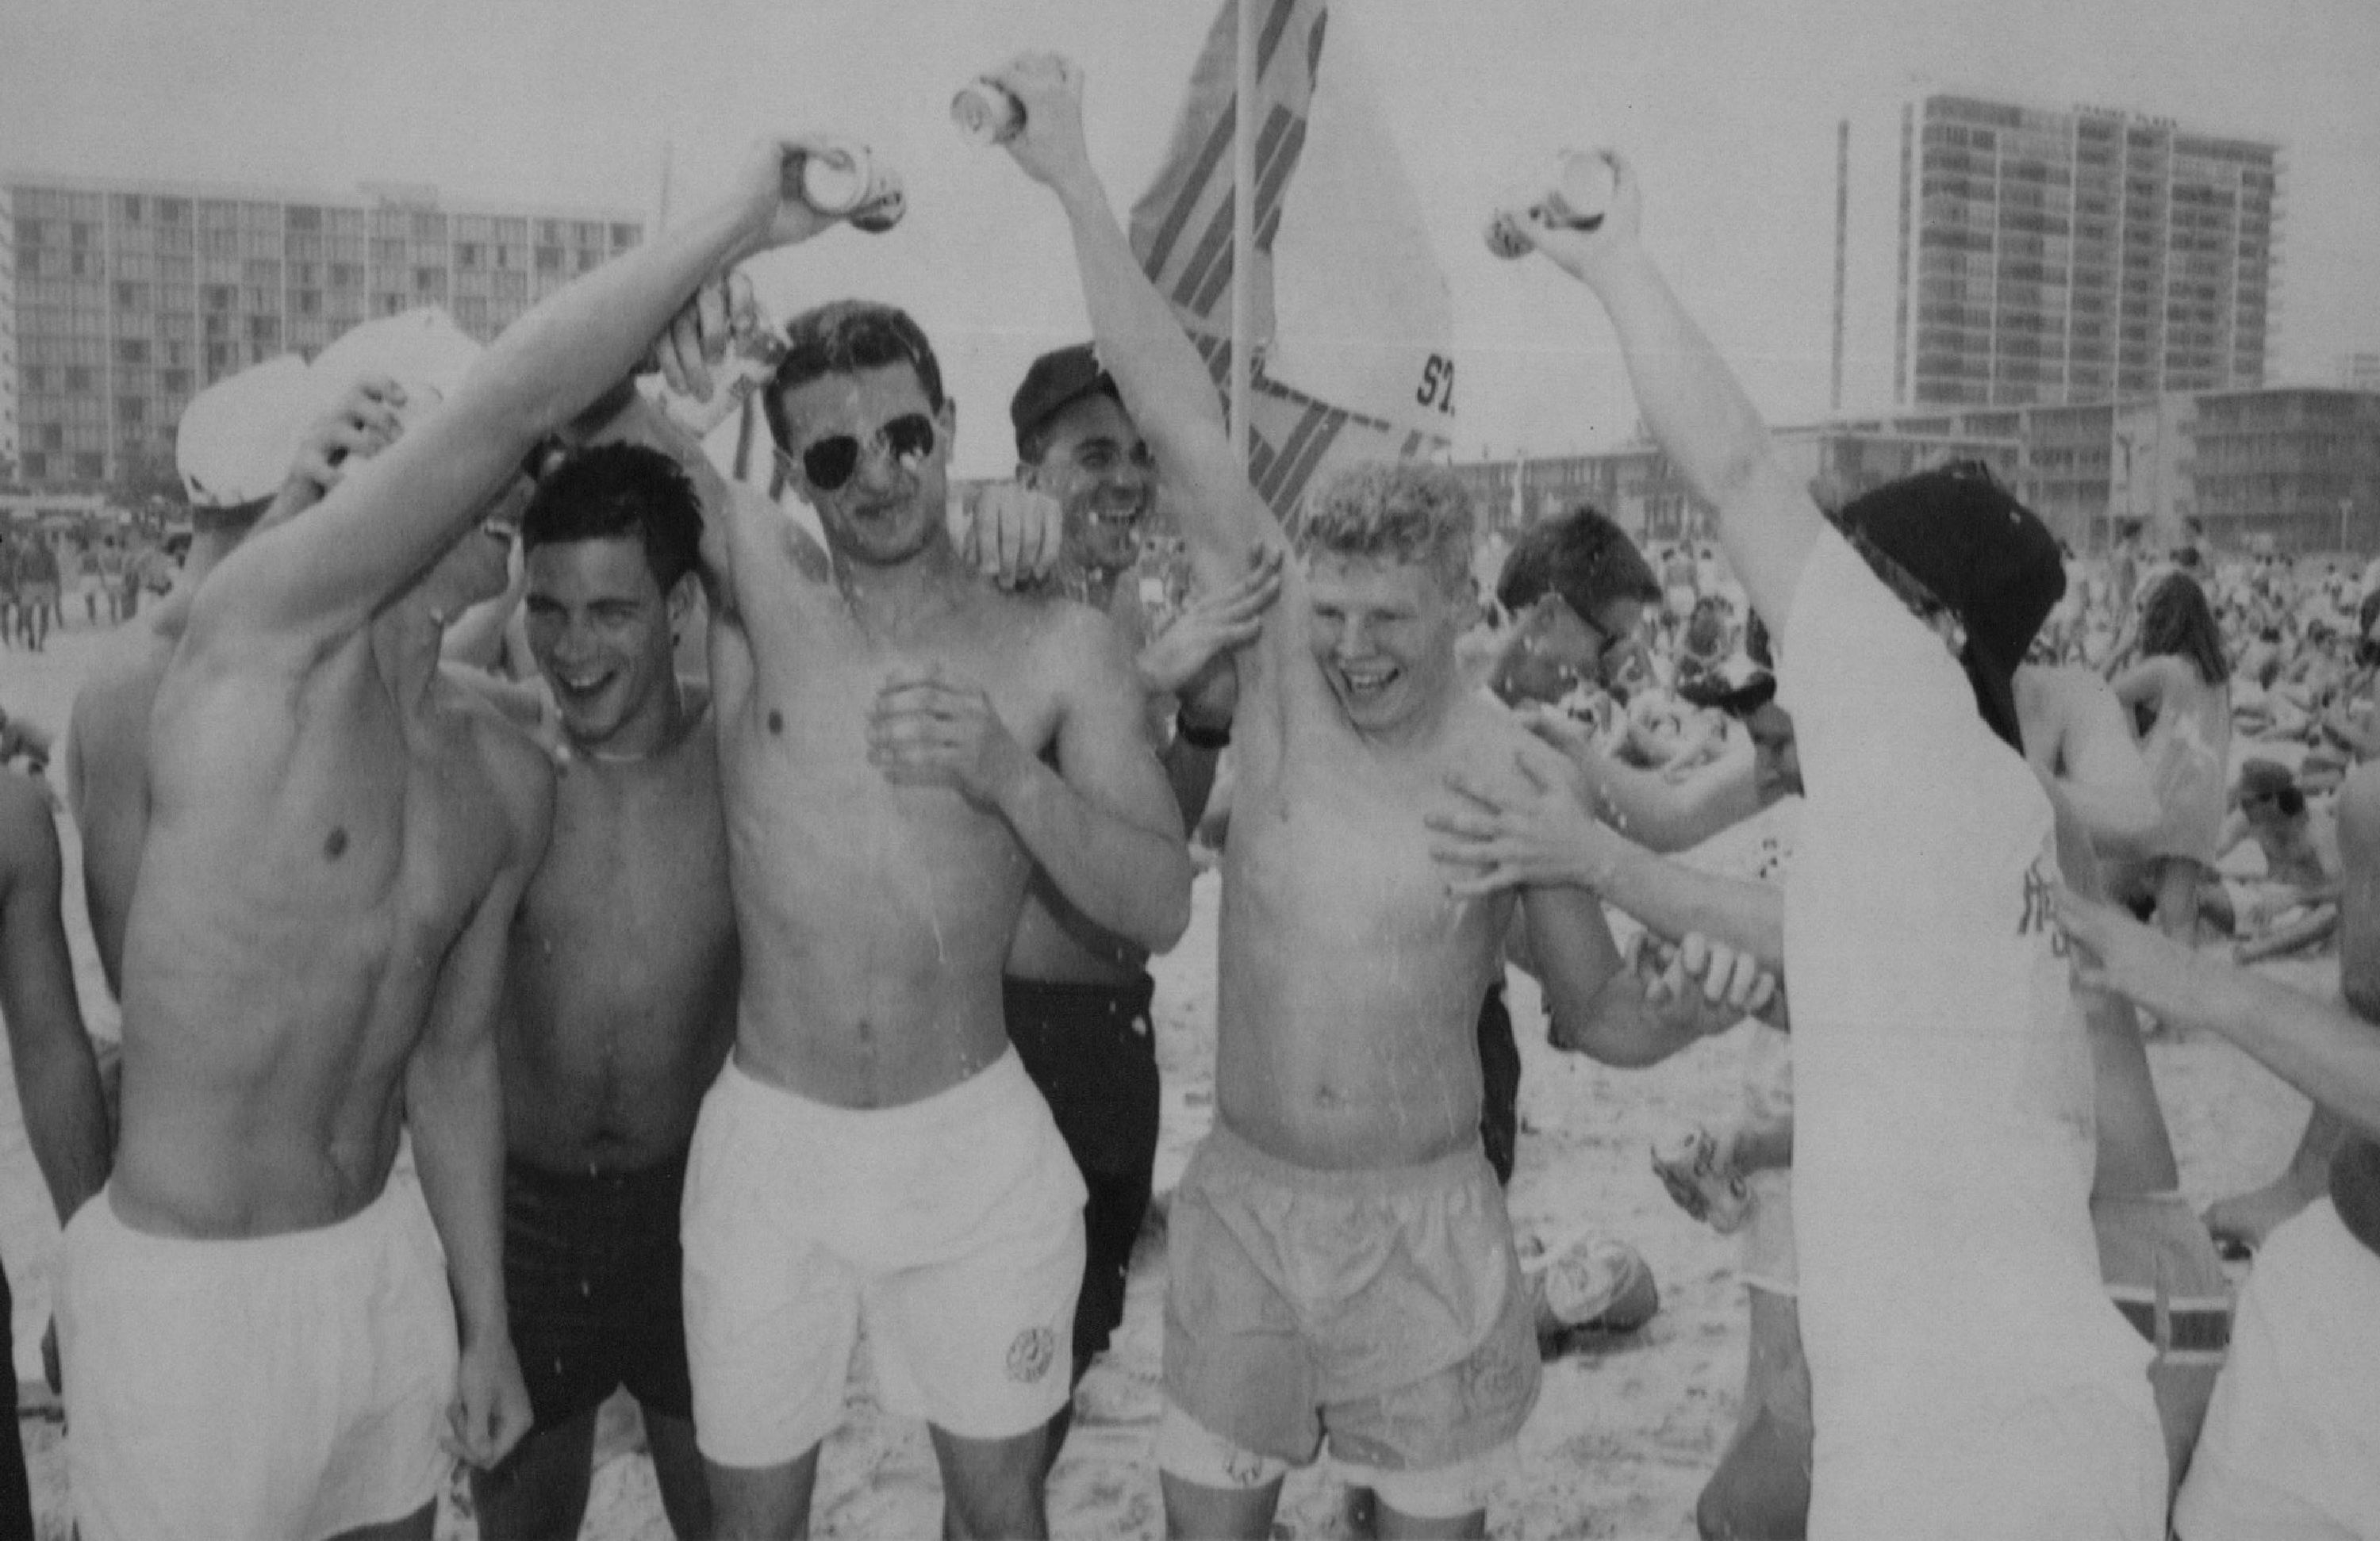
[
  {"x1": 503, "y1": 1152, "x2": 694, "y2": 1429},
  {"x1": 1004, "y1": 972, "x2": 1161, "y2": 1380}
]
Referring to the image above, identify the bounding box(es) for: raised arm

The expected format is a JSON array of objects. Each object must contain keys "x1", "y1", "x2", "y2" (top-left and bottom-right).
[
  {"x1": 1512, "y1": 155, "x2": 1824, "y2": 636},
  {"x1": 190, "y1": 138, "x2": 842, "y2": 654},
  {"x1": 993, "y1": 54, "x2": 1276, "y2": 588},
  {"x1": 0, "y1": 775, "x2": 110, "y2": 1225}
]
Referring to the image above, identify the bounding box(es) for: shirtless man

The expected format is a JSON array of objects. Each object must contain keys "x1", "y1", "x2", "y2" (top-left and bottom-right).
[
  {"x1": 651, "y1": 224, "x2": 1194, "y2": 1541},
  {"x1": 1496, "y1": 152, "x2": 2165, "y2": 1538},
  {"x1": 67, "y1": 354, "x2": 386, "y2": 996},
  {"x1": 0, "y1": 765, "x2": 111, "y2": 1534},
  {"x1": 992, "y1": 57, "x2": 1748, "y2": 1538},
  {"x1": 55, "y1": 144, "x2": 820, "y2": 1541},
  {"x1": 467, "y1": 442, "x2": 736, "y2": 1540},
  {"x1": 1000, "y1": 343, "x2": 1279, "y2": 1458}
]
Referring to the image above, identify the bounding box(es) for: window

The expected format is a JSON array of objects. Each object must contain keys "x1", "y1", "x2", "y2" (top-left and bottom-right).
[
  {"x1": 114, "y1": 339, "x2": 149, "y2": 364},
  {"x1": 64, "y1": 366, "x2": 93, "y2": 393}
]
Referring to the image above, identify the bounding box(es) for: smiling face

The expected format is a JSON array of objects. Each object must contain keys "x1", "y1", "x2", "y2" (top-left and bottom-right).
[
  {"x1": 1023, "y1": 392, "x2": 1154, "y2": 577},
  {"x1": 524, "y1": 535, "x2": 684, "y2": 751},
  {"x1": 1306, "y1": 553, "x2": 1464, "y2": 741},
  {"x1": 775, "y1": 362, "x2": 954, "y2": 569}
]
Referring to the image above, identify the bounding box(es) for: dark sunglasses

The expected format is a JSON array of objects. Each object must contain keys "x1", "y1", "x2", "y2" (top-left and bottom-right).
[{"x1": 789, "y1": 413, "x2": 937, "y2": 492}]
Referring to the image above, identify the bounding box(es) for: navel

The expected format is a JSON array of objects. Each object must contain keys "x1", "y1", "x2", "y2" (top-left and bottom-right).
[
  {"x1": 767, "y1": 709, "x2": 785, "y2": 736},
  {"x1": 324, "y1": 827, "x2": 348, "y2": 861}
]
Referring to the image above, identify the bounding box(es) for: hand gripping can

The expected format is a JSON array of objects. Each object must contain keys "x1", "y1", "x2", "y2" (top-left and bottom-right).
[
  {"x1": 1484, "y1": 150, "x2": 1615, "y2": 259},
  {"x1": 951, "y1": 79, "x2": 1025, "y2": 147},
  {"x1": 793, "y1": 142, "x2": 906, "y2": 233}
]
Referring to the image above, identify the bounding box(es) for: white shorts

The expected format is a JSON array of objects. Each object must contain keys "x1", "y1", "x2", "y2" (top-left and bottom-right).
[
  {"x1": 2174, "y1": 1198, "x2": 2380, "y2": 1539},
  {"x1": 58, "y1": 1180, "x2": 457, "y2": 1541},
  {"x1": 681, "y1": 1051, "x2": 1087, "y2": 1466}
]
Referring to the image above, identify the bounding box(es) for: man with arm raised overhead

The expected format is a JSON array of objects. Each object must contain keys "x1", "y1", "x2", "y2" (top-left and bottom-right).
[
  {"x1": 57, "y1": 138, "x2": 841, "y2": 1541},
  {"x1": 647, "y1": 167, "x2": 1196, "y2": 1541},
  {"x1": 988, "y1": 56, "x2": 1750, "y2": 1539},
  {"x1": 1507, "y1": 152, "x2": 2166, "y2": 1538}
]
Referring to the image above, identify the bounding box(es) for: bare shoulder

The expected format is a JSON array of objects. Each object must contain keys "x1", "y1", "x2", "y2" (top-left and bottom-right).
[
  {"x1": 458, "y1": 692, "x2": 557, "y2": 852},
  {"x1": 1009, "y1": 590, "x2": 1134, "y2": 686},
  {"x1": 1448, "y1": 692, "x2": 1543, "y2": 780}
]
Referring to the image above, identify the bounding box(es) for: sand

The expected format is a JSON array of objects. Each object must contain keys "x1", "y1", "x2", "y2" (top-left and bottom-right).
[{"x1": 0, "y1": 612, "x2": 2320, "y2": 1539}]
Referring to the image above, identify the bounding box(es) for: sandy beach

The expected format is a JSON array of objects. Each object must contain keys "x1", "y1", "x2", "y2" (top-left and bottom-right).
[{"x1": 0, "y1": 612, "x2": 2318, "y2": 1539}]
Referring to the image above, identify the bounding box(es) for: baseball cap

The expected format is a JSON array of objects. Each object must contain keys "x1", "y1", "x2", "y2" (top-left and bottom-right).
[
  {"x1": 175, "y1": 355, "x2": 317, "y2": 511},
  {"x1": 1009, "y1": 342, "x2": 1119, "y2": 462},
  {"x1": 306, "y1": 307, "x2": 482, "y2": 430},
  {"x1": 1833, "y1": 461, "x2": 2063, "y2": 754}
]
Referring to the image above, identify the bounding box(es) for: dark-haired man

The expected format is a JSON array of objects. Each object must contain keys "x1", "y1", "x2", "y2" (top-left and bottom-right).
[
  {"x1": 56, "y1": 143, "x2": 832, "y2": 1541},
  {"x1": 651, "y1": 274, "x2": 1195, "y2": 1533},
  {"x1": 467, "y1": 441, "x2": 735, "y2": 1541},
  {"x1": 1000, "y1": 343, "x2": 1279, "y2": 1460}
]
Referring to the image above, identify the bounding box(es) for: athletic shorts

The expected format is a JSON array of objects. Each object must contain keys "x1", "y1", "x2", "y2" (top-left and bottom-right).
[
  {"x1": 2174, "y1": 1198, "x2": 2380, "y2": 1539},
  {"x1": 1004, "y1": 972, "x2": 1160, "y2": 1377},
  {"x1": 2090, "y1": 1190, "x2": 2232, "y2": 1492},
  {"x1": 505, "y1": 1151, "x2": 693, "y2": 1429},
  {"x1": 58, "y1": 1181, "x2": 457, "y2": 1541},
  {"x1": 681, "y1": 1051, "x2": 1087, "y2": 1466},
  {"x1": 1161, "y1": 1121, "x2": 1541, "y2": 1478}
]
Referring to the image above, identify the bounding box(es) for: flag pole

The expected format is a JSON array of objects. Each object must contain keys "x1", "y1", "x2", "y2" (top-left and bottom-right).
[{"x1": 1229, "y1": 0, "x2": 1257, "y2": 467}]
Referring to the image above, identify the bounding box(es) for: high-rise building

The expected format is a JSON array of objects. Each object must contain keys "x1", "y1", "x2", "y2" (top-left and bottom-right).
[
  {"x1": 6, "y1": 173, "x2": 643, "y2": 490},
  {"x1": 0, "y1": 186, "x2": 17, "y2": 478},
  {"x1": 1894, "y1": 93, "x2": 2282, "y2": 410}
]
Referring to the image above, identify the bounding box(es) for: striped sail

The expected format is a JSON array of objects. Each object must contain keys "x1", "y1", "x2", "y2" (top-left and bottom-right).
[{"x1": 1127, "y1": 0, "x2": 1457, "y2": 521}]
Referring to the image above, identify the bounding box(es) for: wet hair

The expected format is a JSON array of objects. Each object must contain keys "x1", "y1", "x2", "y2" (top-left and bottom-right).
[
  {"x1": 762, "y1": 300, "x2": 946, "y2": 453},
  {"x1": 2136, "y1": 572, "x2": 2229, "y2": 686},
  {"x1": 520, "y1": 443, "x2": 703, "y2": 592},
  {"x1": 1292, "y1": 462, "x2": 1476, "y2": 595},
  {"x1": 1494, "y1": 502, "x2": 1660, "y2": 621}
]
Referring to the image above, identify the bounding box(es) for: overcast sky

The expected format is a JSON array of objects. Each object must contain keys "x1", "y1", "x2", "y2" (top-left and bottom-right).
[{"x1": 6, "y1": 0, "x2": 2375, "y2": 477}]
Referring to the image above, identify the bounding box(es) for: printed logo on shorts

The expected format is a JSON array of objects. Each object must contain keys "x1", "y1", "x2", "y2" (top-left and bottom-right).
[{"x1": 1006, "y1": 1324, "x2": 1057, "y2": 1384}]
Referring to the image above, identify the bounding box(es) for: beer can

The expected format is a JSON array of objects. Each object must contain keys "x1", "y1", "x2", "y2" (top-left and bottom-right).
[
  {"x1": 664, "y1": 327, "x2": 788, "y2": 439},
  {"x1": 1544, "y1": 150, "x2": 1614, "y2": 232},
  {"x1": 846, "y1": 165, "x2": 906, "y2": 234},
  {"x1": 952, "y1": 80, "x2": 1025, "y2": 147},
  {"x1": 1652, "y1": 1128, "x2": 1750, "y2": 1234}
]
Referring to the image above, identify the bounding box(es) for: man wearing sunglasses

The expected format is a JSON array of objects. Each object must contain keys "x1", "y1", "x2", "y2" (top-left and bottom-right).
[
  {"x1": 55, "y1": 141, "x2": 839, "y2": 1541},
  {"x1": 649, "y1": 273, "x2": 1196, "y2": 1541},
  {"x1": 990, "y1": 55, "x2": 1755, "y2": 1539}
]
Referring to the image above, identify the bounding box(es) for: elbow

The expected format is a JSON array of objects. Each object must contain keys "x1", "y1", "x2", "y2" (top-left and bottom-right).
[{"x1": 1138, "y1": 857, "x2": 1198, "y2": 956}]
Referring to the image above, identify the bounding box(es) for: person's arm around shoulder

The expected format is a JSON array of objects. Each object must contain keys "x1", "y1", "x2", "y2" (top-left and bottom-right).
[
  {"x1": 1514, "y1": 155, "x2": 1825, "y2": 638},
  {"x1": 404, "y1": 721, "x2": 553, "y2": 1470},
  {"x1": 0, "y1": 772, "x2": 110, "y2": 1225}
]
